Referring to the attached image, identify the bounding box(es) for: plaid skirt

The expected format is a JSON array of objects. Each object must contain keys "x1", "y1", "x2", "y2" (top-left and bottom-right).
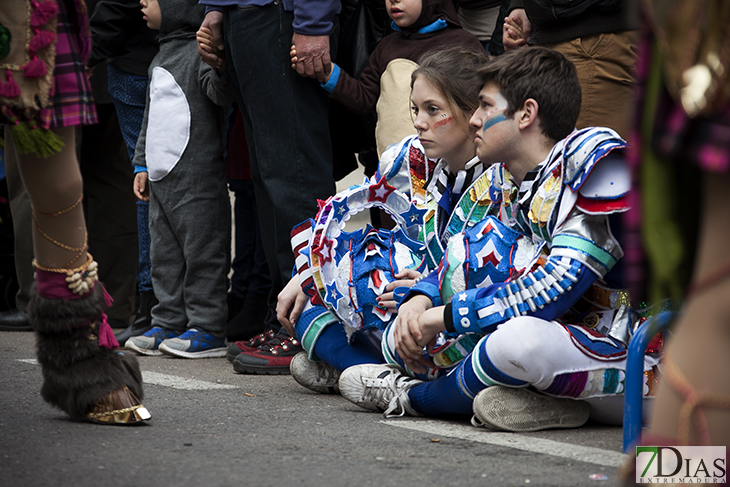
[{"x1": 38, "y1": 0, "x2": 97, "y2": 129}]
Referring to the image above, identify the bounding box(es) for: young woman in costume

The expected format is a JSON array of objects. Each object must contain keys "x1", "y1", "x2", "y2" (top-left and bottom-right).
[{"x1": 275, "y1": 47, "x2": 491, "y2": 392}]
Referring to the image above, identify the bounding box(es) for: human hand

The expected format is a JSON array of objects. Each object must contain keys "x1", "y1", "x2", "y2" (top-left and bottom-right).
[
  {"x1": 291, "y1": 33, "x2": 331, "y2": 83},
  {"x1": 133, "y1": 172, "x2": 149, "y2": 202},
  {"x1": 198, "y1": 11, "x2": 224, "y2": 71},
  {"x1": 377, "y1": 268, "x2": 423, "y2": 312},
  {"x1": 393, "y1": 295, "x2": 444, "y2": 373},
  {"x1": 276, "y1": 275, "x2": 308, "y2": 335},
  {"x1": 197, "y1": 26, "x2": 226, "y2": 73},
  {"x1": 503, "y1": 8, "x2": 532, "y2": 51}
]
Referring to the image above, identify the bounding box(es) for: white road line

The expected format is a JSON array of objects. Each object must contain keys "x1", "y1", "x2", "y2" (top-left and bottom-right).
[
  {"x1": 16, "y1": 359, "x2": 237, "y2": 391},
  {"x1": 383, "y1": 419, "x2": 628, "y2": 467},
  {"x1": 141, "y1": 371, "x2": 237, "y2": 390}
]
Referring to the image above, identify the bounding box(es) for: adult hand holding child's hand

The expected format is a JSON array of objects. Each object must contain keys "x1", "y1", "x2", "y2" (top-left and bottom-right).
[{"x1": 291, "y1": 33, "x2": 331, "y2": 83}]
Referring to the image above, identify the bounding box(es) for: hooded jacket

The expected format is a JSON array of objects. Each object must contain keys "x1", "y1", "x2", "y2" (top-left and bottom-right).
[
  {"x1": 323, "y1": 0, "x2": 483, "y2": 156},
  {"x1": 88, "y1": 0, "x2": 159, "y2": 76},
  {"x1": 133, "y1": 0, "x2": 226, "y2": 183}
]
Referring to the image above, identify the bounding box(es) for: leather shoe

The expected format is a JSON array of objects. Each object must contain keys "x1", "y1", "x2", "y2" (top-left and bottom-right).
[{"x1": 0, "y1": 308, "x2": 31, "y2": 331}]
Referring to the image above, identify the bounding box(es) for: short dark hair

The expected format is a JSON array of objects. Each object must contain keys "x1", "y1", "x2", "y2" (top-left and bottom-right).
[
  {"x1": 477, "y1": 46, "x2": 581, "y2": 141},
  {"x1": 412, "y1": 47, "x2": 490, "y2": 118}
]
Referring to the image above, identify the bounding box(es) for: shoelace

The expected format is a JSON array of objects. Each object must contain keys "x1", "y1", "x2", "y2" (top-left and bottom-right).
[
  {"x1": 247, "y1": 330, "x2": 276, "y2": 347},
  {"x1": 360, "y1": 370, "x2": 415, "y2": 416},
  {"x1": 265, "y1": 336, "x2": 300, "y2": 355},
  {"x1": 314, "y1": 362, "x2": 339, "y2": 384}
]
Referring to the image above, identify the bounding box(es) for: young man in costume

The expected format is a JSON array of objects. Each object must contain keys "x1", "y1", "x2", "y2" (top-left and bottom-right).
[{"x1": 338, "y1": 46, "x2": 655, "y2": 431}]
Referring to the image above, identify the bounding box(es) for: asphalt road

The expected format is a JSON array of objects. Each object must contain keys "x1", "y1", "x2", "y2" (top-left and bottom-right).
[{"x1": 0, "y1": 331, "x2": 630, "y2": 487}]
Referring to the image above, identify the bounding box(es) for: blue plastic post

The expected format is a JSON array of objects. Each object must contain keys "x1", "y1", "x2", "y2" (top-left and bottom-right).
[{"x1": 622, "y1": 312, "x2": 674, "y2": 453}]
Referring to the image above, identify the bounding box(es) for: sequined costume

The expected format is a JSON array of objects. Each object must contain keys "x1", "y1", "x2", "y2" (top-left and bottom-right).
[
  {"x1": 382, "y1": 127, "x2": 660, "y2": 417},
  {"x1": 292, "y1": 135, "x2": 490, "y2": 370}
]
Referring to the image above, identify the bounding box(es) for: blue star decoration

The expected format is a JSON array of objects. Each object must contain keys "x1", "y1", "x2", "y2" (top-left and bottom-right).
[
  {"x1": 325, "y1": 280, "x2": 345, "y2": 308},
  {"x1": 330, "y1": 197, "x2": 350, "y2": 223},
  {"x1": 399, "y1": 203, "x2": 427, "y2": 228}
]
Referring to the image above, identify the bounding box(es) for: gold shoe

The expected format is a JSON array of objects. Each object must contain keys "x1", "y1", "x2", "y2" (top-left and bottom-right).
[{"x1": 86, "y1": 386, "x2": 151, "y2": 425}]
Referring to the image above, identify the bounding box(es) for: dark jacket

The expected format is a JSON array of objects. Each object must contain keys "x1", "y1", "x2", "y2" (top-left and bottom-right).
[
  {"x1": 510, "y1": 0, "x2": 639, "y2": 45},
  {"x1": 327, "y1": 0, "x2": 483, "y2": 115},
  {"x1": 88, "y1": 0, "x2": 159, "y2": 76}
]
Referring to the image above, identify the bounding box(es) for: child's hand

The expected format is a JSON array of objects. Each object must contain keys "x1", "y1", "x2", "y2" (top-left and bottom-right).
[
  {"x1": 377, "y1": 268, "x2": 423, "y2": 312},
  {"x1": 134, "y1": 172, "x2": 150, "y2": 202},
  {"x1": 197, "y1": 26, "x2": 225, "y2": 72},
  {"x1": 276, "y1": 275, "x2": 308, "y2": 335},
  {"x1": 290, "y1": 44, "x2": 298, "y2": 70},
  {"x1": 393, "y1": 295, "x2": 443, "y2": 373},
  {"x1": 502, "y1": 8, "x2": 532, "y2": 51}
]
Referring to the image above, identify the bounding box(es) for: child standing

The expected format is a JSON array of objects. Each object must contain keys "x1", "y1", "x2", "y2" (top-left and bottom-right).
[
  {"x1": 125, "y1": 0, "x2": 230, "y2": 358},
  {"x1": 291, "y1": 0, "x2": 484, "y2": 157}
]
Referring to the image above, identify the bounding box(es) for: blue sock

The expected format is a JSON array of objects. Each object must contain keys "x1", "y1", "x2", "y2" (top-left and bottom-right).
[
  {"x1": 407, "y1": 361, "x2": 477, "y2": 416},
  {"x1": 313, "y1": 324, "x2": 382, "y2": 371},
  {"x1": 408, "y1": 336, "x2": 526, "y2": 416}
]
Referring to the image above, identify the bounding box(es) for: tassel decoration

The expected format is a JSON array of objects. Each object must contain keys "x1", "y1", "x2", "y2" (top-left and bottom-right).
[
  {"x1": 22, "y1": 56, "x2": 47, "y2": 78},
  {"x1": 28, "y1": 29, "x2": 55, "y2": 52},
  {"x1": 30, "y1": 125, "x2": 65, "y2": 158},
  {"x1": 98, "y1": 312, "x2": 120, "y2": 350},
  {"x1": 30, "y1": 1, "x2": 59, "y2": 28},
  {"x1": 102, "y1": 284, "x2": 114, "y2": 308},
  {"x1": 0, "y1": 69, "x2": 21, "y2": 98},
  {"x1": 11, "y1": 120, "x2": 35, "y2": 154}
]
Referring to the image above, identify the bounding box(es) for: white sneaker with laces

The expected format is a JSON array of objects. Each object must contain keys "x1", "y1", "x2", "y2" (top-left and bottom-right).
[
  {"x1": 471, "y1": 386, "x2": 590, "y2": 432},
  {"x1": 290, "y1": 352, "x2": 341, "y2": 394},
  {"x1": 338, "y1": 364, "x2": 423, "y2": 418}
]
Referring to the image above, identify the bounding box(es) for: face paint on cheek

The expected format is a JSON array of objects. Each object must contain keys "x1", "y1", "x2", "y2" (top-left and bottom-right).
[
  {"x1": 481, "y1": 112, "x2": 507, "y2": 131},
  {"x1": 433, "y1": 116, "x2": 454, "y2": 129},
  {"x1": 481, "y1": 92, "x2": 509, "y2": 133}
]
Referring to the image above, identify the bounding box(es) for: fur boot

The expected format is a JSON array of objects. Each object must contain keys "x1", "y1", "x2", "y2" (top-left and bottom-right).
[{"x1": 29, "y1": 283, "x2": 147, "y2": 422}]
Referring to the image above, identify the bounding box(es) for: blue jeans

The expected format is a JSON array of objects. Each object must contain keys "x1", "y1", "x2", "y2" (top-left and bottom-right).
[{"x1": 107, "y1": 65, "x2": 153, "y2": 293}]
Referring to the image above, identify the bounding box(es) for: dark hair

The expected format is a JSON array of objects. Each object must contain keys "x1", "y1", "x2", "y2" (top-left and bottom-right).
[
  {"x1": 476, "y1": 46, "x2": 581, "y2": 141},
  {"x1": 411, "y1": 47, "x2": 490, "y2": 120}
]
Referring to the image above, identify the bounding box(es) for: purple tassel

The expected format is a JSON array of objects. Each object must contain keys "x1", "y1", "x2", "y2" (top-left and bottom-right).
[
  {"x1": 29, "y1": 29, "x2": 55, "y2": 52},
  {"x1": 30, "y1": 1, "x2": 59, "y2": 27},
  {"x1": 0, "y1": 70, "x2": 21, "y2": 98},
  {"x1": 98, "y1": 312, "x2": 120, "y2": 349},
  {"x1": 22, "y1": 57, "x2": 47, "y2": 79},
  {"x1": 101, "y1": 285, "x2": 114, "y2": 307}
]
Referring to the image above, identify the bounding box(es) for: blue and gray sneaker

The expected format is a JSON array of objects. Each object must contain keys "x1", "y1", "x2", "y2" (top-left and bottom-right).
[
  {"x1": 158, "y1": 328, "x2": 227, "y2": 359},
  {"x1": 125, "y1": 326, "x2": 179, "y2": 356}
]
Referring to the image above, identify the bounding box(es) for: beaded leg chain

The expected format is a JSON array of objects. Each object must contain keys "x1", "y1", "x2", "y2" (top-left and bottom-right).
[{"x1": 29, "y1": 195, "x2": 150, "y2": 424}]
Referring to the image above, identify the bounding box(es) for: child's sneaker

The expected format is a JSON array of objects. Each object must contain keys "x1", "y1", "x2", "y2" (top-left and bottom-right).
[
  {"x1": 289, "y1": 352, "x2": 340, "y2": 394},
  {"x1": 158, "y1": 328, "x2": 227, "y2": 359},
  {"x1": 125, "y1": 326, "x2": 178, "y2": 356},
  {"x1": 231, "y1": 332, "x2": 302, "y2": 374},
  {"x1": 471, "y1": 386, "x2": 590, "y2": 432},
  {"x1": 339, "y1": 364, "x2": 423, "y2": 417}
]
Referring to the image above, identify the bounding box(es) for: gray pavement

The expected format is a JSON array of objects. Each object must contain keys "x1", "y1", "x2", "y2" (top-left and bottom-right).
[{"x1": 0, "y1": 330, "x2": 631, "y2": 487}]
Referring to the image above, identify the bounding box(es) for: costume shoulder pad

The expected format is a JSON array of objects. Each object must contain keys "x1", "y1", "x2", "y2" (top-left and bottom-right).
[{"x1": 562, "y1": 127, "x2": 628, "y2": 192}]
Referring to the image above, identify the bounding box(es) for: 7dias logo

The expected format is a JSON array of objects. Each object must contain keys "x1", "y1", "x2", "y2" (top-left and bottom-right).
[{"x1": 636, "y1": 446, "x2": 726, "y2": 483}]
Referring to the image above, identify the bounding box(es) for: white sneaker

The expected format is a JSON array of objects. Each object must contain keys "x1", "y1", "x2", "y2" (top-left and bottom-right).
[
  {"x1": 471, "y1": 386, "x2": 590, "y2": 432},
  {"x1": 290, "y1": 352, "x2": 341, "y2": 394},
  {"x1": 338, "y1": 364, "x2": 423, "y2": 418}
]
